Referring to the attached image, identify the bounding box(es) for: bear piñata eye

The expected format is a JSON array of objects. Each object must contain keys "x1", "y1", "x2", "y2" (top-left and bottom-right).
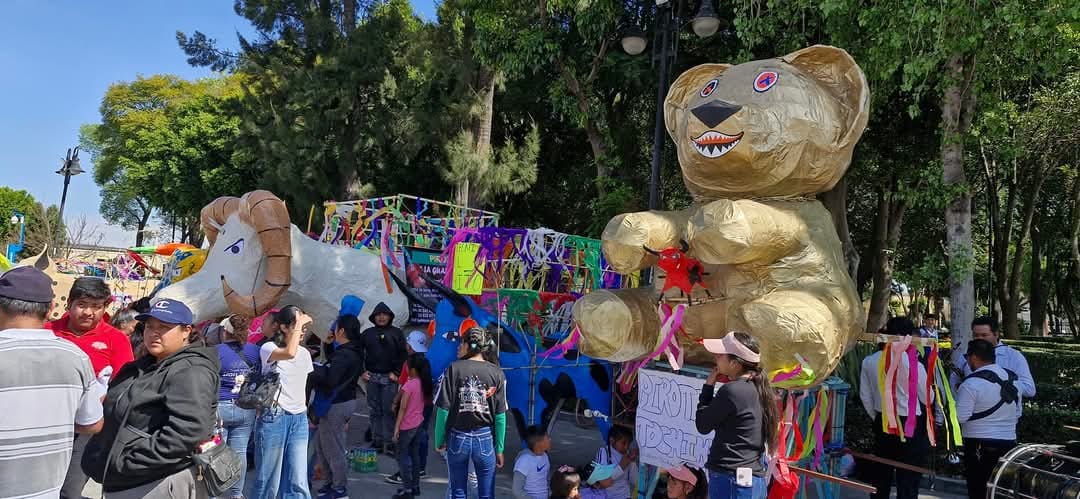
[
  {"x1": 700, "y1": 79, "x2": 719, "y2": 97},
  {"x1": 753, "y1": 71, "x2": 779, "y2": 92}
]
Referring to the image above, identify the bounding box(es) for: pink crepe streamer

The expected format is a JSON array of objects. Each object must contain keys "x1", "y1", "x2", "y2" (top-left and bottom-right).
[
  {"x1": 615, "y1": 304, "x2": 687, "y2": 392},
  {"x1": 813, "y1": 389, "x2": 827, "y2": 469},
  {"x1": 440, "y1": 229, "x2": 479, "y2": 287},
  {"x1": 771, "y1": 364, "x2": 803, "y2": 384},
  {"x1": 904, "y1": 344, "x2": 919, "y2": 438},
  {"x1": 540, "y1": 326, "x2": 581, "y2": 360},
  {"x1": 884, "y1": 335, "x2": 912, "y2": 434}
]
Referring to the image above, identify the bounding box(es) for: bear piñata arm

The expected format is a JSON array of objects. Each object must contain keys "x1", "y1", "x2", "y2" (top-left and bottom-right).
[
  {"x1": 600, "y1": 209, "x2": 692, "y2": 273},
  {"x1": 687, "y1": 199, "x2": 808, "y2": 266}
]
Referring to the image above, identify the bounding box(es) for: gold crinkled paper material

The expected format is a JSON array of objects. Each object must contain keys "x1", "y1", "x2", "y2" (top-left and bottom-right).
[{"x1": 575, "y1": 45, "x2": 869, "y2": 387}]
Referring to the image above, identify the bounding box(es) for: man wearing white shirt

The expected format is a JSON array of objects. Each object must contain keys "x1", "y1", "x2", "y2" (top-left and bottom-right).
[
  {"x1": 858, "y1": 317, "x2": 931, "y2": 499},
  {"x1": 0, "y1": 267, "x2": 105, "y2": 499},
  {"x1": 955, "y1": 339, "x2": 1020, "y2": 499},
  {"x1": 952, "y1": 316, "x2": 1036, "y2": 406}
]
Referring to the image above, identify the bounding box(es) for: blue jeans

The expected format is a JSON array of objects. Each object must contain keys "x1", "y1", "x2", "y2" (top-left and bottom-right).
[
  {"x1": 218, "y1": 400, "x2": 255, "y2": 498},
  {"x1": 446, "y1": 428, "x2": 496, "y2": 499},
  {"x1": 708, "y1": 470, "x2": 767, "y2": 499},
  {"x1": 396, "y1": 426, "x2": 423, "y2": 492},
  {"x1": 252, "y1": 408, "x2": 311, "y2": 499},
  {"x1": 367, "y1": 374, "x2": 398, "y2": 446}
]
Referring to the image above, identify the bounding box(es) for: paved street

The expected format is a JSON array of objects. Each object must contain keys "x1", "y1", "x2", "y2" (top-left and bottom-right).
[{"x1": 82, "y1": 401, "x2": 966, "y2": 498}]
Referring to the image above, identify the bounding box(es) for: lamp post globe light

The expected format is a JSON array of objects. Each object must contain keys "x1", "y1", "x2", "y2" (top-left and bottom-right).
[
  {"x1": 55, "y1": 146, "x2": 84, "y2": 250},
  {"x1": 5, "y1": 211, "x2": 25, "y2": 263},
  {"x1": 620, "y1": 0, "x2": 726, "y2": 211}
]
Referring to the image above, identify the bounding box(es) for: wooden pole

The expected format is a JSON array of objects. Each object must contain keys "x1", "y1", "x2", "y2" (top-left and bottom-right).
[
  {"x1": 848, "y1": 451, "x2": 933, "y2": 475},
  {"x1": 787, "y1": 465, "x2": 877, "y2": 493}
]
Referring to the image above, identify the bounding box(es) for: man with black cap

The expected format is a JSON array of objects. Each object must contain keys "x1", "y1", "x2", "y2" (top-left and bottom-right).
[
  {"x1": 0, "y1": 266, "x2": 104, "y2": 498},
  {"x1": 858, "y1": 317, "x2": 932, "y2": 499}
]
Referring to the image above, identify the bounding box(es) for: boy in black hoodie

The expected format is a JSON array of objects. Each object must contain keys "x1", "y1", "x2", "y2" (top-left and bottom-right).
[{"x1": 358, "y1": 302, "x2": 406, "y2": 453}]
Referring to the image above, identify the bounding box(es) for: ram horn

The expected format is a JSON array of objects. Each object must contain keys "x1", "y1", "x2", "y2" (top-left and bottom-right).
[
  {"x1": 220, "y1": 191, "x2": 293, "y2": 317},
  {"x1": 200, "y1": 196, "x2": 242, "y2": 245}
]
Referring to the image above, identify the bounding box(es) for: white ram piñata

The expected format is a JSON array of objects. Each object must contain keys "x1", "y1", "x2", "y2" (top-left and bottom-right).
[{"x1": 156, "y1": 190, "x2": 409, "y2": 335}]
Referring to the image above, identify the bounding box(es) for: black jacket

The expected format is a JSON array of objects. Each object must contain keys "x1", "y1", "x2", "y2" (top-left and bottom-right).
[
  {"x1": 357, "y1": 302, "x2": 406, "y2": 375},
  {"x1": 82, "y1": 345, "x2": 220, "y2": 492},
  {"x1": 311, "y1": 341, "x2": 364, "y2": 403}
]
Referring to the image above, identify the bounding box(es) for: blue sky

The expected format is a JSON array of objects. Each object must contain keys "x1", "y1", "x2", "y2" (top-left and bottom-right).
[{"x1": 0, "y1": 0, "x2": 438, "y2": 246}]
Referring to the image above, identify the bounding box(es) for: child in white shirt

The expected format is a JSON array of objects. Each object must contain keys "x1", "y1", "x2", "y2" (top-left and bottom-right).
[{"x1": 513, "y1": 426, "x2": 552, "y2": 499}]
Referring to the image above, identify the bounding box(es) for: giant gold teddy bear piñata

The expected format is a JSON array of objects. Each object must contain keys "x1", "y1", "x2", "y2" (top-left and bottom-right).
[{"x1": 573, "y1": 45, "x2": 868, "y2": 387}]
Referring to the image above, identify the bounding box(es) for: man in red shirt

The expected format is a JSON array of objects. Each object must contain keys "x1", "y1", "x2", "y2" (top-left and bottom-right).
[
  {"x1": 46, "y1": 277, "x2": 134, "y2": 499},
  {"x1": 47, "y1": 277, "x2": 134, "y2": 376}
]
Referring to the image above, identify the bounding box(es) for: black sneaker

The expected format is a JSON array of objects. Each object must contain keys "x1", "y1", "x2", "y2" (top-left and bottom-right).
[
  {"x1": 391, "y1": 489, "x2": 414, "y2": 499},
  {"x1": 419, "y1": 470, "x2": 427, "y2": 478},
  {"x1": 384, "y1": 472, "x2": 403, "y2": 485}
]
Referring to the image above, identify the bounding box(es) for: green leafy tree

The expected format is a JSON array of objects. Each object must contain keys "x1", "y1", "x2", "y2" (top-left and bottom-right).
[
  {"x1": 0, "y1": 188, "x2": 62, "y2": 259},
  {"x1": 86, "y1": 74, "x2": 255, "y2": 244}
]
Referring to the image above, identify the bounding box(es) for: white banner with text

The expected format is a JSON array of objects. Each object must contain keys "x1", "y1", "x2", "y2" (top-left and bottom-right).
[{"x1": 635, "y1": 368, "x2": 713, "y2": 469}]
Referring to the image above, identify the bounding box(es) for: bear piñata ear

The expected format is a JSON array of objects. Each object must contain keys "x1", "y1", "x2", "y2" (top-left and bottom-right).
[
  {"x1": 664, "y1": 63, "x2": 732, "y2": 138},
  {"x1": 782, "y1": 45, "x2": 870, "y2": 152}
]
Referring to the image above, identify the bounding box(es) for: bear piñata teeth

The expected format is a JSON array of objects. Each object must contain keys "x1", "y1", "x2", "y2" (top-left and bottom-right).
[{"x1": 691, "y1": 131, "x2": 742, "y2": 158}]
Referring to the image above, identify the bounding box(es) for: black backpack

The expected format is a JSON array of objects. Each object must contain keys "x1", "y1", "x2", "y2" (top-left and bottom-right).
[
  {"x1": 963, "y1": 368, "x2": 1020, "y2": 421},
  {"x1": 228, "y1": 344, "x2": 282, "y2": 410}
]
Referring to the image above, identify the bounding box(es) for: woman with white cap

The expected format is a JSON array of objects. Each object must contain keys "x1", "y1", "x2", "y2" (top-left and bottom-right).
[
  {"x1": 662, "y1": 464, "x2": 707, "y2": 499},
  {"x1": 696, "y1": 332, "x2": 778, "y2": 499}
]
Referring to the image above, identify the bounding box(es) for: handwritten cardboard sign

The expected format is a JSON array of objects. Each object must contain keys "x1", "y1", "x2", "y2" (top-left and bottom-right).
[
  {"x1": 635, "y1": 368, "x2": 713, "y2": 469},
  {"x1": 452, "y1": 242, "x2": 484, "y2": 296}
]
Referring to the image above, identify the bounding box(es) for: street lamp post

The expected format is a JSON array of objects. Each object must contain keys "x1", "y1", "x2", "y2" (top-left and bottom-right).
[
  {"x1": 5, "y1": 211, "x2": 25, "y2": 263},
  {"x1": 622, "y1": 0, "x2": 725, "y2": 211},
  {"x1": 55, "y1": 146, "x2": 84, "y2": 249}
]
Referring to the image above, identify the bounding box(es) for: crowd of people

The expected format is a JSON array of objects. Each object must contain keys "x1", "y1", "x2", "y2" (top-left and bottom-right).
[
  {"x1": 0, "y1": 262, "x2": 1041, "y2": 499},
  {"x1": 859, "y1": 315, "x2": 1034, "y2": 499}
]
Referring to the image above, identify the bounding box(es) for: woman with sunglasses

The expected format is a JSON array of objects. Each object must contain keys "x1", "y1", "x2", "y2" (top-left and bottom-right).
[{"x1": 250, "y1": 305, "x2": 315, "y2": 499}]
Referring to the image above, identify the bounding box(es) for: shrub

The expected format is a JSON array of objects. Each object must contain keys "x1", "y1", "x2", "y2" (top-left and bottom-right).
[
  {"x1": 1016, "y1": 335, "x2": 1080, "y2": 344},
  {"x1": 1018, "y1": 406, "x2": 1078, "y2": 444},
  {"x1": 837, "y1": 341, "x2": 1080, "y2": 471},
  {"x1": 1015, "y1": 349, "x2": 1080, "y2": 386}
]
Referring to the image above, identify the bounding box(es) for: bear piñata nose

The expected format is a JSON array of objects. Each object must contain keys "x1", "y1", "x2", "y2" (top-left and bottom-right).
[{"x1": 691, "y1": 101, "x2": 742, "y2": 128}]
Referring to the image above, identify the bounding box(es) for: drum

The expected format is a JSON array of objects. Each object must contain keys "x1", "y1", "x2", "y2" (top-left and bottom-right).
[{"x1": 988, "y1": 444, "x2": 1080, "y2": 498}]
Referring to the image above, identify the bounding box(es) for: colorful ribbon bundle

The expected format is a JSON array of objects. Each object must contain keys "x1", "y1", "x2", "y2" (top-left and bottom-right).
[
  {"x1": 770, "y1": 354, "x2": 817, "y2": 389},
  {"x1": 320, "y1": 195, "x2": 499, "y2": 251},
  {"x1": 440, "y1": 226, "x2": 625, "y2": 294},
  {"x1": 615, "y1": 303, "x2": 688, "y2": 393},
  {"x1": 875, "y1": 339, "x2": 963, "y2": 448}
]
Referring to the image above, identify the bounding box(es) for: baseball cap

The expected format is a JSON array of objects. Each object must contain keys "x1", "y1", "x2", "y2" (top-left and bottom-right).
[
  {"x1": 0, "y1": 266, "x2": 54, "y2": 303},
  {"x1": 406, "y1": 330, "x2": 428, "y2": 353},
  {"x1": 702, "y1": 333, "x2": 761, "y2": 363},
  {"x1": 664, "y1": 464, "x2": 699, "y2": 487},
  {"x1": 138, "y1": 299, "x2": 194, "y2": 325}
]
